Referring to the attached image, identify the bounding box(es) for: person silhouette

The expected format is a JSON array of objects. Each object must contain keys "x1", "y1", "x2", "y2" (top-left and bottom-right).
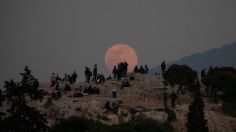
[
  {"x1": 161, "y1": 61, "x2": 166, "y2": 75},
  {"x1": 92, "y1": 64, "x2": 98, "y2": 82},
  {"x1": 85, "y1": 66, "x2": 92, "y2": 83},
  {"x1": 112, "y1": 65, "x2": 117, "y2": 79},
  {"x1": 170, "y1": 91, "x2": 177, "y2": 108}
]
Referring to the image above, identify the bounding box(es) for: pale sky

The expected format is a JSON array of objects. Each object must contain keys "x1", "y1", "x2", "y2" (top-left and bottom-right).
[{"x1": 1, "y1": 0, "x2": 236, "y2": 85}]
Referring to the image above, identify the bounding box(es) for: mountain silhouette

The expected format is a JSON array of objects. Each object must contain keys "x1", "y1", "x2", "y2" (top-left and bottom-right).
[{"x1": 151, "y1": 43, "x2": 236, "y2": 73}]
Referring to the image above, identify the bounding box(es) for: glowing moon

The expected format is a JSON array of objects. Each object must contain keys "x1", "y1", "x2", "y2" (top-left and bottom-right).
[{"x1": 105, "y1": 44, "x2": 138, "y2": 72}]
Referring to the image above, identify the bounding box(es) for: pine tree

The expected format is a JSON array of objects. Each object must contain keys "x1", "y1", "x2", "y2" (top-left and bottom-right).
[
  {"x1": 186, "y1": 91, "x2": 208, "y2": 132},
  {"x1": 1, "y1": 66, "x2": 47, "y2": 132}
]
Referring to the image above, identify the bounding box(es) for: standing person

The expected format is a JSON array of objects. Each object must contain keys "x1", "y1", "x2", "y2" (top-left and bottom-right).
[
  {"x1": 117, "y1": 66, "x2": 122, "y2": 81},
  {"x1": 144, "y1": 64, "x2": 149, "y2": 74},
  {"x1": 139, "y1": 65, "x2": 145, "y2": 74},
  {"x1": 124, "y1": 61, "x2": 128, "y2": 77},
  {"x1": 120, "y1": 62, "x2": 125, "y2": 77},
  {"x1": 163, "y1": 88, "x2": 168, "y2": 108},
  {"x1": 56, "y1": 73, "x2": 61, "y2": 82},
  {"x1": 170, "y1": 92, "x2": 177, "y2": 108},
  {"x1": 112, "y1": 66, "x2": 117, "y2": 79},
  {"x1": 50, "y1": 73, "x2": 56, "y2": 87},
  {"x1": 70, "y1": 71, "x2": 77, "y2": 84},
  {"x1": 161, "y1": 61, "x2": 166, "y2": 75},
  {"x1": 133, "y1": 65, "x2": 139, "y2": 73},
  {"x1": 63, "y1": 74, "x2": 69, "y2": 82},
  {"x1": 92, "y1": 64, "x2": 98, "y2": 82},
  {"x1": 85, "y1": 66, "x2": 92, "y2": 83}
]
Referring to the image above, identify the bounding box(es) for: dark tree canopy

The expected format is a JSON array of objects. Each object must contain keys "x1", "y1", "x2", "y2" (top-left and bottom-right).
[
  {"x1": 186, "y1": 92, "x2": 208, "y2": 132},
  {"x1": 0, "y1": 66, "x2": 47, "y2": 132},
  {"x1": 201, "y1": 66, "x2": 236, "y2": 116},
  {"x1": 0, "y1": 89, "x2": 4, "y2": 104},
  {"x1": 202, "y1": 66, "x2": 236, "y2": 101},
  {"x1": 163, "y1": 64, "x2": 198, "y2": 91}
]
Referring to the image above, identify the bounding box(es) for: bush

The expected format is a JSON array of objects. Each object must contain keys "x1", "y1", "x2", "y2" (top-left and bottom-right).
[
  {"x1": 95, "y1": 115, "x2": 110, "y2": 121},
  {"x1": 153, "y1": 108, "x2": 176, "y2": 122},
  {"x1": 50, "y1": 116, "x2": 173, "y2": 132},
  {"x1": 222, "y1": 102, "x2": 236, "y2": 117},
  {"x1": 165, "y1": 108, "x2": 177, "y2": 122}
]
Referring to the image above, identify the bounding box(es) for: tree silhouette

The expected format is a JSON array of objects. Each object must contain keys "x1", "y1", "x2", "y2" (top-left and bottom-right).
[
  {"x1": 163, "y1": 64, "x2": 198, "y2": 92},
  {"x1": 202, "y1": 66, "x2": 236, "y2": 100},
  {"x1": 201, "y1": 66, "x2": 236, "y2": 116},
  {"x1": 0, "y1": 89, "x2": 4, "y2": 106},
  {"x1": 1, "y1": 66, "x2": 47, "y2": 132},
  {"x1": 186, "y1": 91, "x2": 208, "y2": 132}
]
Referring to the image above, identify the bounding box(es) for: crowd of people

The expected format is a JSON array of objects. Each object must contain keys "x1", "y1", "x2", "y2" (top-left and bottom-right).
[
  {"x1": 85, "y1": 64, "x2": 105, "y2": 84},
  {"x1": 133, "y1": 64, "x2": 149, "y2": 74},
  {"x1": 111, "y1": 62, "x2": 150, "y2": 81},
  {"x1": 112, "y1": 61, "x2": 129, "y2": 80},
  {"x1": 49, "y1": 71, "x2": 78, "y2": 100},
  {"x1": 50, "y1": 71, "x2": 77, "y2": 88},
  {"x1": 48, "y1": 60, "x2": 177, "y2": 107},
  {"x1": 44, "y1": 60, "x2": 184, "y2": 125},
  {"x1": 73, "y1": 84, "x2": 100, "y2": 97},
  {"x1": 83, "y1": 85, "x2": 100, "y2": 95}
]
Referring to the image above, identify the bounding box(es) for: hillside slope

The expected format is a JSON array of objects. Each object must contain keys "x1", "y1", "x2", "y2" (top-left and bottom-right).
[{"x1": 151, "y1": 43, "x2": 236, "y2": 73}]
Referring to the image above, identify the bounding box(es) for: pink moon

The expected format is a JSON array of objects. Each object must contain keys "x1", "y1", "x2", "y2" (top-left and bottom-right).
[{"x1": 105, "y1": 44, "x2": 138, "y2": 72}]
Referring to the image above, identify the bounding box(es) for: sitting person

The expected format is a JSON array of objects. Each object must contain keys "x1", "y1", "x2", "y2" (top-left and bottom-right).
[
  {"x1": 121, "y1": 79, "x2": 130, "y2": 89},
  {"x1": 64, "y1": 83, "x2": 71, "y2": 91},
  {"x1": 104, "y1": 101, "x2": 111, "y2": 112},
  {"x1": 97, "y1": 74, "x2": 105, "y2": 84},
  {"x1": 107, "y1": 75, "x2": 112, "y2": 80},
  {"x1": 73, "y1": 87, "x2": 83, "y2": 97},
  {"x1": 88, "y1": 85, "x2": 93, "y2": 95},
  {"x1": 112, "y1": 88, "x2": 117, "y2": 98},
  {"x1": 96, "y1": 87, "x2": 100, "y2": 95},
  {"x1": 51, "y1": 90, "x2": 61, "y2": 100},
  {"x1": 93, "y1": 86, "x2": 100, "y2": 95},
  {"x1": 111, "y1": 102, "x2": 119, "y2": 114},
  {"x1": 129, "y1": 72, "x2": 135, "y2": 81},
  {"x1": 73, "y1": 91, "x2": 83, "y2": 97},
  {"x1": 83, "y1": 87, "x2": 89, "y2": 95}
]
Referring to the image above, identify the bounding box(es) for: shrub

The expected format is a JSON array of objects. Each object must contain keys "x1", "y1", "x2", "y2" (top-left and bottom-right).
[
  {"x1": 50, "y1": 116, "x2": 173, "y2": 132},
  {"x1": 95, "y1": 115, "x2": 110, "y2": 121},
  {"x1": 222, "y1": 102, "x2": 236, "y2": 117},
  {"x1": 165, "y1": 108, "x2": 177, "y2": 122}
]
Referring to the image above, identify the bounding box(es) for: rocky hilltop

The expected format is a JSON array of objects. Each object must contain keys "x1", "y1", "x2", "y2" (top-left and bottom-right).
[{"x1": 4, "y1": 73, "x2": 235, "y2": 132}]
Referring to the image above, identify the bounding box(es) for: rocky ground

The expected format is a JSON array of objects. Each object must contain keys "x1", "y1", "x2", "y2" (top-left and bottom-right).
[{"x1": 1, "y1": 73, "x2": 236, "y2": 132}]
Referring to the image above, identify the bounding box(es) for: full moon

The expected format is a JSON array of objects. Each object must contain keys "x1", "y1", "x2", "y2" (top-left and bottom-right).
[{"x1": 105, "y1": 44, "x2": 138, "y2": 72}]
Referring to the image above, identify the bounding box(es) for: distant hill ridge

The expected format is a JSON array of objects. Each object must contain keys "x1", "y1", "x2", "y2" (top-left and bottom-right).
[{"x1": 151, "y1": 43, "x2": 236, "y2": 73}]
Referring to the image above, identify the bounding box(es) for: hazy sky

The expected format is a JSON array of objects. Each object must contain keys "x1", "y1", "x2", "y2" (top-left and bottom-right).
[{"x1": 1, "y1": 0, "x2": 236, "y2": 84}]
